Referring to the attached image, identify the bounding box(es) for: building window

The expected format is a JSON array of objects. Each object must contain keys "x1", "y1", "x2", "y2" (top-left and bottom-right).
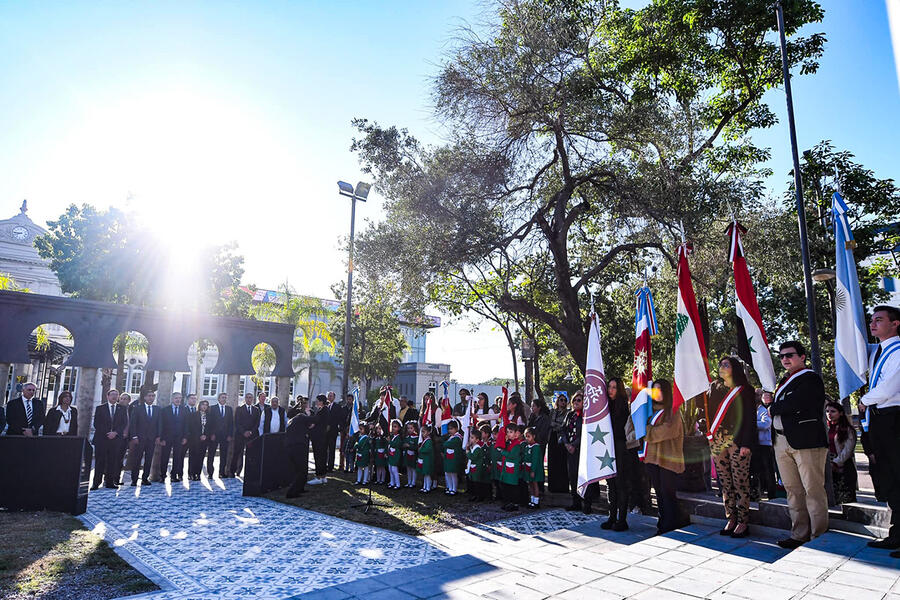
[
  {"x1": 239, "y1": 376, "x2": 246, "y2": 396},
  {"x1": 203, "y1": 375, "x2": 219, "y2": 397},
  {"x1": 129, "y1": 369, "x2": 144, "y2": 395},
  {"x1": 61, "y1": 367, "x2": 78, "y2": 392}
]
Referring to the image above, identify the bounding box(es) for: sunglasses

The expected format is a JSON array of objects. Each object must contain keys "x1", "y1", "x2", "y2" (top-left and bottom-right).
[{"x1": 778, "y1": 352, "x2": 797, "y2": 359}]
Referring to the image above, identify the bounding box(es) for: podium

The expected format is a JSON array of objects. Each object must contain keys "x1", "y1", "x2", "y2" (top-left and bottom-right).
[
  {"x1": 0, "y1": 436, "x2": 92, "y2": 515},
  {"x1": 242, "y1": 433, "x2": 292, "y2": 496}
]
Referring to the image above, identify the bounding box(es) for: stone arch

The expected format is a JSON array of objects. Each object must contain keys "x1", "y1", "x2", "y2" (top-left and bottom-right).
[{"x1": 28, "y1": 322, "x2": 75, "y2": 406}]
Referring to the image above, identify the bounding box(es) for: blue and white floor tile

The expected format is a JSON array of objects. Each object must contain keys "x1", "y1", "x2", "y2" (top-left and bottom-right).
[{"x1": 80, "y1": 476, "x2": 448, "y2": 600}]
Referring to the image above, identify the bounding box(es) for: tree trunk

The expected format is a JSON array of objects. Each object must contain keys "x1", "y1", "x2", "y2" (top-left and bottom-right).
[
  {"x1": 115, "y1": 334, "x2": 126, "y2": 391},
  {"x1": 533, "y1": 344, "x2": 543, "y2": 400}
]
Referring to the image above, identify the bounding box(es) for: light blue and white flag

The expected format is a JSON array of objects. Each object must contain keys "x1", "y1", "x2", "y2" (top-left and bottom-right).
[
  {"x1": 832, "y1": 191, "x2": 869, "y2": 399},
  {"x1": 349, "y1": 387, "x2": 360, "y2": 436}
]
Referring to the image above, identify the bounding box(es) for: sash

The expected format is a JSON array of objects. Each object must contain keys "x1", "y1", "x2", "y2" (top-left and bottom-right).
[
  {"x1": 637, "y1": 410, "x2": 666, "y2": 461},
  {"x1": 862, "y1": 340, "x2": 900, "y2": 432},
  {"x1": 706, "y1": 386, "x2": 743, "y2": 441},
  {"x1": 774, "y1": 369, "x2": 815, "y2": 403}
]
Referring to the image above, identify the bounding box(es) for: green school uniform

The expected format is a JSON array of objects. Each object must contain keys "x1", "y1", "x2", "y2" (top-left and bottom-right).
[
  {"x1": 522, "y1": 443, "x2": 544, "y2": 483},
  {"x1": 416, "y1": 438, "x2": 434, "y2": 476},
  {"x1": 491, "y1": 443, "x2": 502, "y2": 481},
  {"x1": 374, "y1": 436, "x2": 388, "y2": 467},
  {"x1": 403, "y1": 434, "x2": 418, "y2": 468},
  {"x1": 355, "y1": 435, "x2": 371, "y2": 469},
  {"x1": 466, "y1": 443, "x2": 488, "y2": 483},
  {"x1": 388, "y1": 434, "x2": 403, "y2": 467},
  {"x1": 499, "y1": 440, "x2": 523, "y2": 485},
  {"x1": 443, "y1": 433, "x2": 463, "y2": 473}
]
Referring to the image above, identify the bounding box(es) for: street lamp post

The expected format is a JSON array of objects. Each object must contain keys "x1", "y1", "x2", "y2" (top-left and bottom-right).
[
  {"x1": 775, "y1": 0, "x2": 822, "y2": 374},
  {"x1": 337, "y1": 180, "x2": 371, "y2": 404}
]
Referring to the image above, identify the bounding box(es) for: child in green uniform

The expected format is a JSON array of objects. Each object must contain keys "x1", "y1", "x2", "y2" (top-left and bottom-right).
[
  {"x1": 355, "y1": 423, "x2": 371, "y2": 484},
  {"x1": 373, "y1": 423, "x2": 388, "y2": 484},
  {"x1": 387, "y1": 419, "x2": 403, "y2": 489},
  {"x1": 523, "y1": 427, "x2": 544, "y2": 508},
  {"x1": 479, "y1": 424, "x2": 494, "y2": 501},
  {"x1": 403, "y1": 421, "x2": 419, "y2": 488},
  {"x1": 466, "y1": 427, "x2": 489, "y2": 501},
  {"x1": 417, "y1": 424, "x2": 435, "y2": 493},
  {"x1": 443, "y1": 420, "x2": 463, "y2": 495},
  {"x1": 499, "y1": 422, "x2": 523, "y2": 511},
  {"x1": 491, "y1": 424, "x2": 502, "y2": 503}
]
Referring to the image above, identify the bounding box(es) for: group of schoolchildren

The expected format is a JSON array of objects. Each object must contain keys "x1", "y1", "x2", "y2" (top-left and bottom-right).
[{"x1": 344, "y1": 417, "x2": 545, "y2": 511}]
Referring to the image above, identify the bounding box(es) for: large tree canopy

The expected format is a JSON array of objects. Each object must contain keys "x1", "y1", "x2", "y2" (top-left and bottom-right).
[{"x1": 352, "y1": 0, "x2": 825, "y2": 373}]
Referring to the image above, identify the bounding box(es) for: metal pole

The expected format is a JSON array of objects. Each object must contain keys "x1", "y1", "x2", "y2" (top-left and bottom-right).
[
  {"x1": 776, "y1": 0, "x2": 822, "y2": 374},
  {"x1": 341, "y1": 195, "x2": 357, "y2": 403}
]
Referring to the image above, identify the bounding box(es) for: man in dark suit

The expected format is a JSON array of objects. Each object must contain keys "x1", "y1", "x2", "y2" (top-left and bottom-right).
[
  {"x1": 92, "y1": 389, "x2": 128, "y2": 489},
  {"x1": 284, "y1": 403, "x2": 313, "y2": 497},
  {"x1": 308, "y1": 394, "x2": 329, "y2": 484},
  {"x1": 231, "y1": 392, "x2": 260, "y2": 477},
  {"x1": 160, "y1": 392, "x2": 190, "y2": 482},
  {"x1": 129, "y1": 390, "x2": 162, "y2": 486},
  {"x1": 259, "y1": 396, "x2": 287, "y2": 435},
  {"x1": 208, "y1": 392, "x2": 234, "y2": 478},
  {"x1": 769, "y1": 340, "x2": 829, "y2": 549},
  {"x1": 6, "y1": 381, "x2": 45, "y2": 436},
  {"x1": 325, "y1": 391, "x2": 346, "y2": 472}
]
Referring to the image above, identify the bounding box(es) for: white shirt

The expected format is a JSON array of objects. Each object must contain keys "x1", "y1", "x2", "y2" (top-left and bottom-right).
[
  {"x1": 56, "y1": 407, "x2": 72, "y2": 434},
  {"x1": 259, "y1": 408, "x2": 283, "y2": 435},
  {"x1": 861, "y1": 335, "x2": 900, "y2": 409}
]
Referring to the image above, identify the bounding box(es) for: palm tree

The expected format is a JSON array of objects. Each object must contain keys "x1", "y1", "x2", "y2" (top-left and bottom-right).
[{"x1": 250, "y1": 283, "x2": 336, "y2": 395}]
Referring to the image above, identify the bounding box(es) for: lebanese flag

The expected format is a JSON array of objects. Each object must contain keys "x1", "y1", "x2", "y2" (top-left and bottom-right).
[
  {"x1": 494, "y1": 385, "x2": 510, "y2": 448},
  {"x1": 577, "y1": 312, "x2": 617, "y2": 496},
  {"x1": 630, "y1": 286, "x2": 657, "y2": 443},
  {"x1": 673, "y1": 242, "x2": 710, "y2": 410},
  {"x1": 727, "y1": 222, "x2": 777, "y2": 391}
]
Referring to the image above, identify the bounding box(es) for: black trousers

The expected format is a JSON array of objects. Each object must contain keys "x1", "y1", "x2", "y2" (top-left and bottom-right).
[
  {"x1": 750, "y1": 444, "x2": 779, "y2": 499},
  {"x1": 607, "y1": 475, "x2": 630, "y2": 522},
  {"x1": 287, "y1": 444, "x2": 310, "y2": 495},
  {"x1": 501, "y1": 482, "x2": 519, "y2": 504},
  {"x1": 93, "y1": 438, "x2": 122, "y2": 486},
  {"x1": 311, "y1": 436, "x2": 327, "y2": 477},
  {"x1": 547, "y1": 440, "x2": 569, "y2": 493},
  {"x1": 131, "y1": 439, "x2": 155, "y2": 483},
  {"x1": 325, "y1": 428, "x2": 339, "y2": 472},
  {"x1": 869, "y1": 408, "x2": 900, "y2": 539},
  {"x1": 647, "y1": 463, "x2": 680, "y2": 533},
  {"x1": 625, "y1": 448, "x2": 652, "y2": 513},
  {"x1": 231, "y1": 434, "x2": 255, "y2": 476},
  {"x1": 160, "y1": 440, "x2": 187, "y2": 479},
  {"x1": 567, "y1": 450, "x2": 581, "y2": 507},
  {"x1": 210, "y1": 438, "x2": 229, "y2": 477},
  {"x1": 189, "y1": 439, "x2": 211, "y2": 477}
]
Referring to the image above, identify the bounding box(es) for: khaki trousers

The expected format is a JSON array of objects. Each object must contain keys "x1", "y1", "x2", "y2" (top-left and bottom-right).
[{"x1": 774, "y1": 435, "x2": 829, "y2": 541}]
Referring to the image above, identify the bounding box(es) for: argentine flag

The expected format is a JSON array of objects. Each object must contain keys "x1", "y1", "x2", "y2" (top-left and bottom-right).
[
  {"x1": 832, "y1": 192, "x2": 869, "y2": 399},
  {"x1": 349, "y1": 387, "x2": 360, "y2": 436}
]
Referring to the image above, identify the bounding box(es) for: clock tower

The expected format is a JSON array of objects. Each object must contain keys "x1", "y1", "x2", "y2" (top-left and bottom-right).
[{"x1": 0, "y1": 200, "x2": 63, "y2": 296}]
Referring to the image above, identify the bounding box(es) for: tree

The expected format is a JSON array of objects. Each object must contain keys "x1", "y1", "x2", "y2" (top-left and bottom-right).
[
  {"x1": 330, "y1": 277, "x2": 408, "y2": 398},
  {"x1": 351, "y1": 0, "x2": 825, "y2": 375}
]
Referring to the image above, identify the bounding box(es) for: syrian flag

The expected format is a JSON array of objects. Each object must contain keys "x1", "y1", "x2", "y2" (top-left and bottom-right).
[
  {"x1": 381, "y1": 387, "x2": 399, "y2": 427},
  {"x1": 727, "y1": 222, "x2": 777, "y2": 391},
  {"x1": 674, "y1": 242, "x2": 711, "y2": 410},
  {"x1": 630, "y1": 286, "x2": 657, "y2": 443},
  {"x1": 577, "y1": 312, "x2": 617, "y2": 496},
  {"x1": 832, "y1": 192, "x2": 869, "y2": 399},
  {"x1": 494, "y1": 384, "x2": 510, "y2": 448},
  {"x1": 348, "y1": 387, "x2": 360, "y2": 436}
]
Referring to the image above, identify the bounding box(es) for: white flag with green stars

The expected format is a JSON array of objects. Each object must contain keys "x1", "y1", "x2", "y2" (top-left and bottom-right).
[{"x1": 577, "y1": 312, "x2": 616, "y2": 497}]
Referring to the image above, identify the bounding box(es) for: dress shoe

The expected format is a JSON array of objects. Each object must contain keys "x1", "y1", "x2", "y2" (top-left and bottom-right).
[
  {"x1": 730, "y1": 524, "x2": 749, "y2": 538},
  {"x1": 600, "y1": 519, "x2": 615, "y2": 530},
  {"x1": 867, "y1": 538, "x2": 900, "y2": 550},
  {"x1": 777, "y1": 538, "x2": 804, "y2": 549},
  {"x1": 105, "y1": 484, "x2": 119, "y2": 489},
  {"x1": 141, "y1": 479, "x2": 152, "y2": 486},
  {"x1": 612, "y1": 521, "x2": 629, "y2": 532},
  {"x1": 90, "y1": 485, "x2": 100, "y2": 491},
  {"x1": 130, "y1": 481, "x2": 138, "y2": 487},
  {"x1": 582, "y1": 505, "x2": 593, "y2": 515}
]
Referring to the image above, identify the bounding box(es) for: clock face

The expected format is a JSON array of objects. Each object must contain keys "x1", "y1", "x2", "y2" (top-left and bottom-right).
[{"x1": 12, "y1": 226, "x2": 29, "y2": 240}]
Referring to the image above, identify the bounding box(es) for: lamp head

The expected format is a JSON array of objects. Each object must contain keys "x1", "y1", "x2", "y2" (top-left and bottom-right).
[
  {"x1": 354, "y1": 182, "x2": 371, "y2": 200},
  {"x1": 337, "y1": 181, "x2": 354, "y2": 196}
]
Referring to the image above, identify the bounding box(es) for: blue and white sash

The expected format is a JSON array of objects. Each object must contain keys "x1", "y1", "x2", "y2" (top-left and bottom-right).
[{"x1": 862, "y1": 340, "x2": 900, "y2": 432}]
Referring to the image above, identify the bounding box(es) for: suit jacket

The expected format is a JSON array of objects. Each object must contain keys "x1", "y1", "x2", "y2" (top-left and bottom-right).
[
  {"x1": 0, "y1": 405, "x2": 5, "y2": 433},
  {"x1": 327, "y1": 402, "x2": 347, "y2": 429},
  {"x1": 235, "y1": 403, "x2": 261, "y2": 436},
  {"x1": 93, "y1": 402, "x2": 128, "y2": 445},
  {"x1": 6, "y1": 396, "x2": 45, "y2": 435},
  {"x1": 769, "y1": 370, "x2": 828, "y2": 450},
  {"x1": 129, "y1": 402, "x2": 162, "y2": 443},
  {"x1": 188, "y1": 410, "x2": 211, "y2": 440},
  {"x1": 260, "y1": 405, "x2": 287, "y2": 434},
  {"x1": 209, "y1": 403, "x2": 234, "y2": 439},
  {"x1": 44, "y1": 405, "x2": 78, "y2": 436},
  {"x1": 401, "y1": 407, "x2": 419, "y2": 424},
  {"x1": 161, "y1": 404, "x2": 189, "y2": 442},
  {"x1": 310, "y1": 406, "x2": 329, "y2": 442}
]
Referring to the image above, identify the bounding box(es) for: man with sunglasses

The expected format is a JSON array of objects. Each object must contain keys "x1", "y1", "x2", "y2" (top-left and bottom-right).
[
  {"x1": 768, "y1": 340, "x2": 828, "y2": 549},
  {"x1": 860, "y1": 305, "x2": 900, "y2": 554}
]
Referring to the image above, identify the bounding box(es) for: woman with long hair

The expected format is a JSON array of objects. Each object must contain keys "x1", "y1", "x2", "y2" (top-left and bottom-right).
[
  {"x1": 825, "y1": 401, "x2": 857, "y2": 504},
  {"x1": 547, "y1": 394, "x2": 570, "y2": 493},
  {"x1": 600, "y1": 377, "x2": 631, "y2": 530},
  {"x1": 507, "y1": 393, "x2": 527, "y2": 426},
  {"x1": 708, "y1": 356, "x2": 757, "y2": 538},
  {"x1": 645, "y1": 379, "x2": 684, "y2": 535}
]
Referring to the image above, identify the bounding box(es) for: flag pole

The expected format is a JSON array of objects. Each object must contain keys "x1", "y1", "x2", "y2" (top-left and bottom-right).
[{"x1": 776, "y1": 0, "x2": 822, "y2": 374}]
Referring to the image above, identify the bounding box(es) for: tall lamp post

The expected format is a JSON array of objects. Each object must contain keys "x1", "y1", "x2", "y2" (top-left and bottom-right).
[
  {"x1": 775, "y1": 0, "x2": 822, "y2": 373},
  {"x1": 337, "y1": 180, "x2": 371, "y2": 403}
]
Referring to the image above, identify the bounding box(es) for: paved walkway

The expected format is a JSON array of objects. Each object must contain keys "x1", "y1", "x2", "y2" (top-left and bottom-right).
[{"x1": 82, "y1": 477, "x2": 900, "y2": 600}]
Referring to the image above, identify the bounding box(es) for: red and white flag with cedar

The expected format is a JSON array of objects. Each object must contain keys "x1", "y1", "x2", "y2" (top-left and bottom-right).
[
  {"x1": 727, "y1": 221, "x2": 777, "y2": 391},
  {"x1": 673, "y1": 242, "x2": 711, "y2": 410},
  {"x1": 494, "y1": 385, "x2": 510, "y2": 448}
]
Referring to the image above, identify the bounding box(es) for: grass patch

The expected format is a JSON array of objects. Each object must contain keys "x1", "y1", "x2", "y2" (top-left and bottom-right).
[
  {"x1": 266, "y1": 470, "x2": 532, "y2": 536},
  {"x1": 0, "y1": 510, "x2": 158, "y2": 600}
]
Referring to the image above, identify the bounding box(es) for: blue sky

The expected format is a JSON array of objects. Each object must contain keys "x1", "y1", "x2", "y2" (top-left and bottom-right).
[{"x1": 0, "y1": 1, "x2": 897, "y2": 383}]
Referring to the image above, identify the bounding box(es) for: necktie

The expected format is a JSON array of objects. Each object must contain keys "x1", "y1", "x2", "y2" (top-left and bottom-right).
[
  {"x1": 24, "y1": 399, "x2": 32, "y2": 426},
  {"x1": 175, "y1": 406, "x2": 179, "y2": 418},
  {"x1": 221, "y1": 405, "x2": 224, "y2": 417},
  {"x1": 147, "y1": 405, "x2": 151, "y2": 418}
]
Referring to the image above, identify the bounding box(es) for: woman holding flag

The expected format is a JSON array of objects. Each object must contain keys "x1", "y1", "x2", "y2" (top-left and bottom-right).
[
  {"x1": 707, "y1": 356, "x2": 757, "y2": 538},
  {"x1": 645, "y1": 380, "x2": 684, "y2": 535}
]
